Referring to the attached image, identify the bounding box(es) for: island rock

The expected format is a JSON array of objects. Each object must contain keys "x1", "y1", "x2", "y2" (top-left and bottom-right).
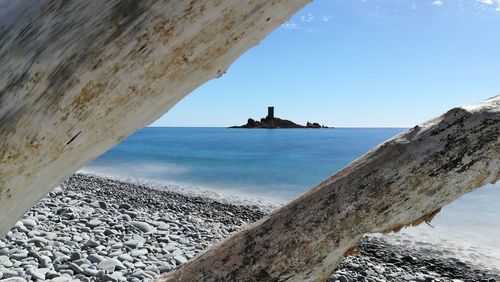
[{"x1": 230, "y1": 107, "x2": 329, "y2": 129}]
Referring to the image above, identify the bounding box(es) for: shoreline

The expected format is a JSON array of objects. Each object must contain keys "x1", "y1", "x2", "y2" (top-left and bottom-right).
[
  {"x1": 0, "y1": 174, "x2": 498, "y2": 281},
  {"x1": 77, "y1": 170, "x2": 282, "y2": 213}
]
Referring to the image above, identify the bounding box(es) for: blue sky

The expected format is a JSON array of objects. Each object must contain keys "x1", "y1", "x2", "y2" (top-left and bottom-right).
[{"x1": 150, "y1": 0, "x2": 500, "y2": 127}]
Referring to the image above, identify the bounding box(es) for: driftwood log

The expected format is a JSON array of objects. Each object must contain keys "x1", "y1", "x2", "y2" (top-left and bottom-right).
[
  {"x1": 160, "y1": 96, "x2": 500, "y2": 281},
  {"x1": 0, "y1": 0, "x2": 308, "y2": 237}
]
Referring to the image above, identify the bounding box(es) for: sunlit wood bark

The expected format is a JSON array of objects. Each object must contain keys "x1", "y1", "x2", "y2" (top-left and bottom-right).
[
  {"x1": 160, "y1": 96, "x2": 499, "y2": 282},
  {"x1": 0, "y1": 0, "x2": 309, "y2": 237}
]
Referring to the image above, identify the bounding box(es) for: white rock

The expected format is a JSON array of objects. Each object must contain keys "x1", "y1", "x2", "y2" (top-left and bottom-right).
[
  {"x1": 20, "y1": 219, "x2": 37, "y2": 228},
  {"x1": 174, "y1": 255, "x2": 188, "y2": 264},
  {"x1": 130, "y1": 222, "x2": 153, "y2": 233},
  {"x1": 86, "y1": 219, "x2": 102, "y2": 228}
]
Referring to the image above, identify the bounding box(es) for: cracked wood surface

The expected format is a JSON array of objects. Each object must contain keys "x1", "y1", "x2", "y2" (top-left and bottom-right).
[
  {"x1": 0, "y1": 0, "x2": 308, "y2": 238},
  {"x1": 159, "y1": 96, "x2": 499, "y2": 281}
]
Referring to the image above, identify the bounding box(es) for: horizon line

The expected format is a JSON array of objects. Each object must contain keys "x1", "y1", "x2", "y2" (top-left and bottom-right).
[{"x1": 146, "y1": 126, "x2": 410, "y2": 129}]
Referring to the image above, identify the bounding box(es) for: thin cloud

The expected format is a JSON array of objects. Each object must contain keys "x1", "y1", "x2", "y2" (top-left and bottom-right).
[
  {"x1": 300, "y1": 13, "x2": 315, "y2": 22},
  {"x1": 282, "y1": 23, "x2": 301, "y2": 30},
  {"x1": 322, "y1": 15, "x2": 333, "y2": 22},
  {"x1": 358, "y1": 0, "x2": 499, "y2": 13},
  {"x1": 432, "y1": 0, "x2": 444, "y2": 6},
  {"x1": 476, "y1": 0, "x2": 500, "y2": 12},
  {"x1": 281, "y1": 12, "x2": 333, "y2": 33}
]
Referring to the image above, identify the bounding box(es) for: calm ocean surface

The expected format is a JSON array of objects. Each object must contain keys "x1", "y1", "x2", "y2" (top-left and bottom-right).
[
  {"x1": 84, "y1": 127, "x2": 406, "y2": 201},
  {"x1": 83, "y1": 127, "x2": 500, "y2": 271}
]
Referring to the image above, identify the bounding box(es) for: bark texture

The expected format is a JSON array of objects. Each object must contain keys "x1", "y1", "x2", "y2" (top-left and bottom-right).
[
  {"x1": 0, "y1": 0, "x2": 308, "y2": 237},
  {"x1": 160, "y1": 96, "x2": 500, "y2": 282}
]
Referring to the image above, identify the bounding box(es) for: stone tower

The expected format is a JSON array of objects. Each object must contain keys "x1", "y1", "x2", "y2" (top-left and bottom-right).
[{"x1": 267, "y1": 106, "x2": 274, "y2": 119}]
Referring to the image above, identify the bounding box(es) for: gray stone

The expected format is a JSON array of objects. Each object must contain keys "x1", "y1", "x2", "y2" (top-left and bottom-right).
[
  {"x1": 90, "y1": 201, "x2": 101, "y2": 208},
  {"x1": 169, "y1": 234, "x2": 181, "y2": 240},
  {"x1": 69, "y1": 262, "x2": 84, "y2": 274},
  {"x1": 179, "y1": 238, "x2": 190, "y2": 244},
  {"x1": 98, "y1": 259, "x2": 116, "y2": 272},
  {"x1": 118, "y1": 253, "x2": 134, "y2": 262},
  {"x1": 122, "y1": 260, "x2": 135, "y2": 269},
  {"x1": 0, "y1": 278, "x2": 28, "y2": 282},
  {"x1": 132, "y1": 235, "x2": 146, "y2": 245},
  {"x1": 403, "y1": 274, "x2": 416, "y2": 281},
  {"x1": 58, "y1": 247, "x2": 70, "y2": 255},
  {"x1": 118, "y1": 203, "x2": 131, "y2": 210},
  {"x1": 163, "y1": 243, "x2": 177, "y2": 252},
  {"x1": 92, "y1": 227, "x2": 106, "y2": 234},
  {"x1": 108, "y1": 250, "x2": 122, "y2": 257},
  {"x1": 27, "y1": 268, "x2": 47, "y2": 280},
  {"x1": 122, "y1": 210, "x2": 138, "y2": 218},
  {"x1": 159, "y1": 264, "x2": 173, "y2": 273},
  {"x1": 84, "y1": 240, "x2": 100, "y2": 248},
  {"x1": 97, "y1": 259, "x2": 124, "y2": 273},
  {"x1": 45, "y1": 270, "x2": 60, "y2": 279},
  {"x1": 172, "y1": 248, "x2": 183, "y2": 256},
  {"x1": 75, "y1": 275, "x2": 91, "y2": 282},
  {"x1": 0, "y1": 256, "x2": 13, "y2": 267},
  {"x1": 51, "y1": 187, "x2": 64, "y2": 196},
  {"x1": 21, "y1": 219, "x2": 37, "y2": 228},
  {"x1": 1, "y1": 270, "x2": 20, "y2": 279},
  {"x1": 50, "y1": 276, "x2": 72, "y2": 282},
  {"x1": 112, "y1": 224, "x2": 124, "y2": 231},
  {"x1": 80, "y1": 227, "x2": 92, "y2": 233},
  {"x1": 130, "y1": 249, "x2": 148, "y2": 257},
  {"x1": 101, "y1": 274, "x2": 118, "y2": 282},
  {"x1": 134, "y1": 261, "x2": 146, "y2": 269},
  {"x1": 88, "y1": 254, "x2": 104, "y2": 264},
  {"x1": 10, "y1": 250, "x2": 28, "y2": 260},
  {"x1": 104, "y1": 229, "x2": 118, "y2": 236},
  {"x1": 157, "y1": 223, "x2": 169, "y2": 230},
  {"x1": 70, "y1": 252, "x2": 82, "y2": 261},
  {"x1": 87, "y1": 219, "x2": 102, "y2": 228},
  {"x1": 174, "y1": 255, "x2": 188, "y2": 264},
  {"x1": 73, "y1": 258, "x2": 91, "y2": 266},
  {"x1": 116, "y1": 215, "x2": 131, "y2": 222},
  {"x1": 124, "y1": 240, "x2": 140, "y2": 249},
  {"x1": 38, "y1": 255, "x2": 52, "y2": 268},
  {"x1": 338, "y1": 275, "x2": 349, "y2": 282},
  {"x1": 83, "y1": 267, "x2": 100, "y2": 277},
  {"x1": 29, "y1": 236, "x2": 48, "y2": 245},
  {"x1": 45, "y1": 232, "x2": 58, "y2": 240},
  {"x1": 144, "y1": 270, "x2": 158, "y2": 277},
  {"x1": 130, "y1": 222, "x2": 153, "y2": 233},
  {"x1": 110, "y1": 243, "x2": 123, "y2": 249},
  {"x1": 34, "y1": 214, "x2": 47, "y2": 221}
]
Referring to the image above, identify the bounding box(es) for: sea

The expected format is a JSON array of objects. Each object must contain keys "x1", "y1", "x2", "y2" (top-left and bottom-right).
[{"x1": 82, "y1": 127, "x2": 500, "y2": 273}]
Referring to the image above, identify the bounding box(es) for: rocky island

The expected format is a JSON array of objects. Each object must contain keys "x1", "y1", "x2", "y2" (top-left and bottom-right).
[{"x1": 230, "y1": 107, "x2": 329, "y2": 128}]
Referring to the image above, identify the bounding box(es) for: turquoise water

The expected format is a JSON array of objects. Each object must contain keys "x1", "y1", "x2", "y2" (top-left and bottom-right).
[
  {"x1": 85, "y1": 127, "x2": 405, "y2": 202},
  {"x1": 84, "y1": 127, "x2": 500, "y2": 270}
]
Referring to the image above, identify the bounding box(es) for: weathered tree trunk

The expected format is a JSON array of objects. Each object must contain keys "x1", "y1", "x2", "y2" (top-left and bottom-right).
[
  {"x1": 0, "y1": 0, "x2": 308, "y2": 237},
  {"x1": 159, "y1": 96, "x2": 500, "y2": 282}
]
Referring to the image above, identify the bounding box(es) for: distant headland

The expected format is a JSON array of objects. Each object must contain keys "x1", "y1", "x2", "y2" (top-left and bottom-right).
[{"x1": 230, "y1": 107, "x2": 329, "y2": 129}]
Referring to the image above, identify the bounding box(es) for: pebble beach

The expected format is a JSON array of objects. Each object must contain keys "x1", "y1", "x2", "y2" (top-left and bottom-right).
[{"x1": 0, "y1": 174, "x2": 498, "y2": 282}]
